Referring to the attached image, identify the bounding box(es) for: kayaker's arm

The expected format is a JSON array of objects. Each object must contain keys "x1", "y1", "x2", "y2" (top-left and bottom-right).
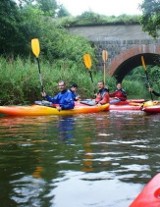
[
  {"x1": 152, "y1": 90, "x2": 160, "y2": 96},
  {"x1": 41, "y1": 91, "x2": 59, "y2": 104},
  {"x1": 149, "y1": 88, "x2": 160, "y2": 97}
]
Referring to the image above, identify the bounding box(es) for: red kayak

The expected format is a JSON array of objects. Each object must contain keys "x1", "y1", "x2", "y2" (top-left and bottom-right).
[
  {"x1": 78, "y1": 99, "x2": 144, "y2": 111},
  {"x1": 110, "y1": 104, "x2": 142, "y2": 111},
  {"x1": 141, "y1": 101, "x2": 160, "y2": 113},
  {"x1": 110, "y1": 99, "x2": 143, "y2": 111},
  {"x1": 129, "y1": 173, "x2": 160, "y2": 207},
  {"x1": 142, "y1": 105, "x2": 160, "y2": 113}
]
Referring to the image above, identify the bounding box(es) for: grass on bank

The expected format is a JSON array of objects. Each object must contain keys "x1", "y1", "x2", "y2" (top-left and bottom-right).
[{"x1": 0, "y1": 57, "x2": 153, "y2": 105}]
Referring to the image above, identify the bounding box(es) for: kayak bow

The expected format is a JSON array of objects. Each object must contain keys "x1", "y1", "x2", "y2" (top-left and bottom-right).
[{"x1": 130, "y1": 173, "x2": 160, "y2": 207}]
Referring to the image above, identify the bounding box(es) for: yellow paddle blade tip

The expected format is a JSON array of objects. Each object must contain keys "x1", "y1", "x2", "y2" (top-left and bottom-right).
[
  {"x1": 83, "y1": 53, "x2": 92, "y2": 69},
  {"x1": 31, "y1": 38, "x2": 40, "y2": 58}
]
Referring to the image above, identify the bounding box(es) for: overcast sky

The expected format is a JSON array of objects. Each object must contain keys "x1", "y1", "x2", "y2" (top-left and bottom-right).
[{"x1": 58, "y1": 0, "x2": 143, "y2": 16}]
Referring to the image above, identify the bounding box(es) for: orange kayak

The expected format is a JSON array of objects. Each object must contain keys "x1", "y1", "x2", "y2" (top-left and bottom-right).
[
  {"x1": 129, "y1": 173, "x2": 160, "y2": 207},
  {"x1": 0, "y1": 103, "x2": 109, "y2": 116}
]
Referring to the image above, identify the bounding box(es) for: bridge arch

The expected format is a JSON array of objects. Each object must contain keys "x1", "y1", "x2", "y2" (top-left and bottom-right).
[{"x1": 108, "y1": 45, "x2": 160, "y2": 82}]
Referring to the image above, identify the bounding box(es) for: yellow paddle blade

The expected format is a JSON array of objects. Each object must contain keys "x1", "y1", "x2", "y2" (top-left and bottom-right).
[
  {"x1": 102, "y1": 50, "x2": 108, "y2": 62},
  {"x1": 143, "y1": 100, "x2": 159, "y2": 107},
  {"x1": 141, "y1": 56, "x2": 146, "y2": 70},
  {"x1": 31, "y1": 38, "x2": 40, "y2": 58},
  {"x1": 83, "y1": 53, "x2": 92, "y2": 69}
]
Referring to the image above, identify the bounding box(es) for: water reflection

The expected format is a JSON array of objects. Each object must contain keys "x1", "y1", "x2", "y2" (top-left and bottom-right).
[
  {"x1": 0, "y1": 112, "x2": 160, "y2": 206},
  {"x1": 82, "y1": 137, "x2": 94, "y2": 172},
  {"x1": 57, "y1": 116, "x2": 75, "y2": 143}
]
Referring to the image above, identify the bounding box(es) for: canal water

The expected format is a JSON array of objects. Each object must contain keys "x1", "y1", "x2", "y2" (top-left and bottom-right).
[{"x1": 0, "y1": 111, "x2": 160, "y2": 207}]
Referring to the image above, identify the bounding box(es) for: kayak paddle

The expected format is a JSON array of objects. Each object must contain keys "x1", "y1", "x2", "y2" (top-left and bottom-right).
[
  {"x1": 102, "y1": 49, "x2": 108, "y2": 85},
  {"x1": 83, "y1": 53, "x2": 93, "y2": 83},
  {"x1": 141, "y1": 55, "x2": 153, "y2": 100},
  {"x1": 31, "y1": 38, "x2": 44, "y2": 93}
]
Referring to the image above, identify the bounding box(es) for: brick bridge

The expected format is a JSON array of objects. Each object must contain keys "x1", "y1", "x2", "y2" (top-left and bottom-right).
[{"x1": 68, "y1": 24, "x2": 160, "y2": 82}]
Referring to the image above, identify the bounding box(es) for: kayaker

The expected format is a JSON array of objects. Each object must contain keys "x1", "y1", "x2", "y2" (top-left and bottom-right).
[
  {"x1": 95, "y1": 81, "x2": 110, "y2": 105},
  {"x1": 41, "y1": 80, "x2": 75, "y2": 111},
  {"x1": 69, "y1": 83, "x2": 80, "y2": 101},
  {"x1": 109, "y1": 82, "x2": 127, "y2": 104},
  {"x1": 149, "y1": 87, "x2": 160, "y2": 96}
]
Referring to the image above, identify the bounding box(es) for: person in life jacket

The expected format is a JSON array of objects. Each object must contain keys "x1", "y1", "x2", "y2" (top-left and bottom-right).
[
  {"x1": 109, "y1": 82, "x2": 127, "y2": 104},
  {"x1": 69, "y1": 83, "x2": 80, "y2": 101},
  {"x1": 95, "y1": 81, "x2": 110, "y2": 105},
  {"x1": 41, "y1": 80, "x2": 75, "y2": 111}
]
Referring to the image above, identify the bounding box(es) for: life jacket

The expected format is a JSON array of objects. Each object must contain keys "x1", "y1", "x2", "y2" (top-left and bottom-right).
[
  {"x1": 109, "y1": 88, "x2": 127, "y2": 101},
  {"x1": 45, "y1": 89, "x2": 75, "y2": 109},
  {"x1": 95, "y1": 88, "x2": 109, "y2": 104}
]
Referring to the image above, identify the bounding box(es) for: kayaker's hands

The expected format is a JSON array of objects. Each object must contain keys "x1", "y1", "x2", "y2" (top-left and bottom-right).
[
  {"x1": 96, "y1": 103, "x2": 101, "y2": 106},
  {"x1": 149, "y1": 87, "x2": 153, "y2": 92},
  {"x1": 56, "y1": 106, "x2": 62, "y2": 111},
  {"x1": 41, "y1": 91, "x2": 46, "y2": 97},
  {"x1": 75, "y1": 95, "x2": 80, "y2": 101}
]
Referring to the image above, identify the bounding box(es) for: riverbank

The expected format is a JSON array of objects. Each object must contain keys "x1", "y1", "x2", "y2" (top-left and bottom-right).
[{"x1": 0, "y1": 57, "x2": 150, "y2": 105}]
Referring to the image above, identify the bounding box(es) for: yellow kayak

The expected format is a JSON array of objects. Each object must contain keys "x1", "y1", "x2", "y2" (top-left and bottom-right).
[{"x1": 0, "y1": 103, "x2": 109, "y2": 116}]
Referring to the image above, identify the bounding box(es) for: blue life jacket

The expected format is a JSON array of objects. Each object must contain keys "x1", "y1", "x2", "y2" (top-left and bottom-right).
[{"x1": 45, "y1": 89, "x2": 75, "y2": 110}]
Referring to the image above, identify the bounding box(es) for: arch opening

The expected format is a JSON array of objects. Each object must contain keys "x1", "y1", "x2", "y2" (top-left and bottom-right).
[{"x1": 110, "y1": 53, "x2": 160, "y2": 82}]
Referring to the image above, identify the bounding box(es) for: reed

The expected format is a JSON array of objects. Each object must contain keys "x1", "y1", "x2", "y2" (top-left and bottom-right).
[{"x1": 0, "y1": 57, "x2": 150, "y2": 105}]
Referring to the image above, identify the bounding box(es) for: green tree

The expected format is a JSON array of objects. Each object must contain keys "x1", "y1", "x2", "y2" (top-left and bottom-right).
[
  {"x1": 0, "y1": 0, "x2": 23, "y2": 56},
  {"x1": 57, "y1": 5, "x2": 70, "y2": 17},
  {"x1": 36, "y1": 0, "x2": 58, "y2": 17},
  {"x1": 140, "y1": 0, "x2": 160, "y2": 38}
]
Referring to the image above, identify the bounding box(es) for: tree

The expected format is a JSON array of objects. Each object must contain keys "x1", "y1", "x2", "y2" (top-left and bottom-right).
[
  {"x1": 36, "y1": 0, "x2": 58, "y2": 17},
  {"x1": 57, "y1": 5, "x2": 70, "y2": 17},
  {"x1": 0, "y1": 0, "x2": 23, "y2": 56},
  {"x1": 140, "y1": 0, "x2": 160, "y2": 38}
]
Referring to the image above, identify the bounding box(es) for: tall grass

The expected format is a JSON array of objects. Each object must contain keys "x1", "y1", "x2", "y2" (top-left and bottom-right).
[
  {"x1": 0, "y1": 57, "x2": 151, "y2": 105},
  {"x1": 0, "y1": 57, "x2": 104, "y2": 105}
]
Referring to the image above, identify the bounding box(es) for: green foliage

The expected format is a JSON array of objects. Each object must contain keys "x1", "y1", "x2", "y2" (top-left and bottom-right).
[
  {"x1": 140, "y1": 0, "x2": 160, "y2": 38},
  {"x1": 0, "y1": 57, "x2": 110, "y2": 104},
  {"x1": 124, "y1": 66, "x2": 152, "y2": 99},
  {"x1": 148, "y1": 65, "x2": 160, "y2": 94},
  {"x1": 0, "y1": 0, "x2": 24, "y2": 56},
  {"x1": 57, "y1": 5, "x2": 70, "y2": 17},
  {"x1": 0, "y1": 0, "x2": 94, "y2": 64},
  {"x1": 125, "y1": 64, "x2": 160, "y2": 99},
  {"x1": 123, "y1": 79, "x2": 149, "y2": 99},
  {"x1": 57, "y1": 12, "x2": 141, "y2": 27},
  {"x1": 17, "y1": 0, "x2": 68, "y2": 17},
  {"x1": 36, "y1": 0, "x2": 58, "y2": 17},
  {"x1": 36, "y1": 16, "x2": 95, "y2": 64},
  {"x1": 0, "y1": 57, "x2": 155, "y2": 105}
]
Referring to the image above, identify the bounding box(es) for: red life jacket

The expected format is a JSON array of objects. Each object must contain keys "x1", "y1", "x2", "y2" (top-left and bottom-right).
[{"x1": 95, "y1": 88, "x2": 109, "y2": 104}]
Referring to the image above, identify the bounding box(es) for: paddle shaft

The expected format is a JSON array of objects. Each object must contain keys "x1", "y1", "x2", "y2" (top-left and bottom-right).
[
  {"x1": 141, "y1": 56, "x2": 153, "y2": 101},
  {"x1": 145, "y1": 70, "x2": 153, "y2": 100},
  {"x1": 36, "y1": 57, "x2": 44, "y2": 93},
  {"x1": 102, "y1": 50, "x2": 108, "y2": 85},
  {"x1": 89, "y1": 70, "x2": 93, "y2": 83},
  {"x1": 103, "y1": 62, "x2": 106, "y2": 84}
]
